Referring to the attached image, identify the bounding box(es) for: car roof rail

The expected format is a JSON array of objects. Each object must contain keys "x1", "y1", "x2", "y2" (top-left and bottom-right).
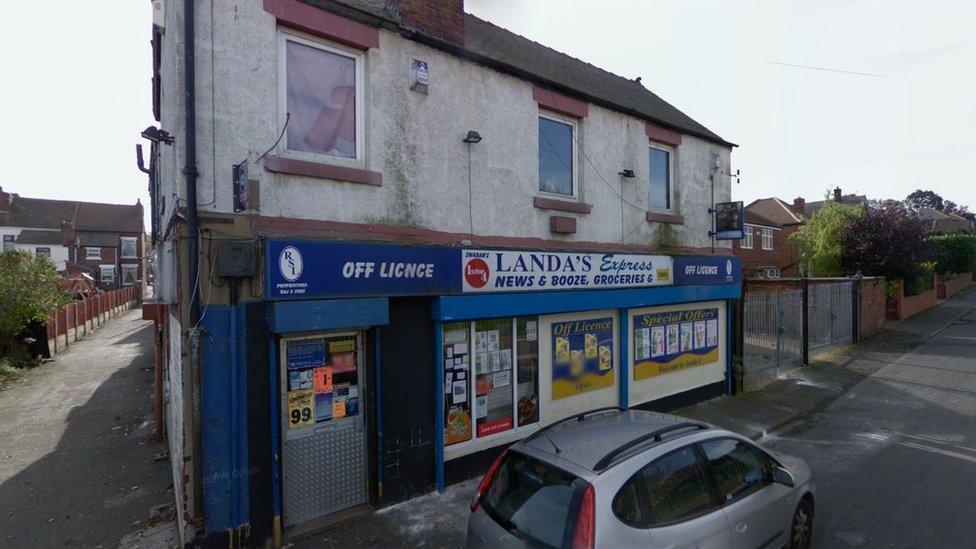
[
  {"x1": 593, "y1": 422, "x2": 708, "y2": 471},
  {"x1": 523, "y1": 407, "x2": 624, "y2": 443}
]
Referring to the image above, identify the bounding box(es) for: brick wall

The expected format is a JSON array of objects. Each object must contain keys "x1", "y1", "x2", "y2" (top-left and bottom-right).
[
  {"x1": 733, "y1": 224, "x2": 800, "y2": 277},
  {"x1": 394, "y1": 0, "x2": 465, "y2": 43},
  {"x1": 886, "y1": 279, "x2": 938, "y2": 320},
  {"x1": 858, "y1": 278, "x2": 886, "y2": 340},
  {"x1": 936, "y1": 273, "x2": 973, "y2": 299}
]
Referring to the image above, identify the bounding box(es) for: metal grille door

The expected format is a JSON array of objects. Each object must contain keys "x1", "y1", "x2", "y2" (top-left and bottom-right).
[
  {"x1": 808, "y1": 282, "x2": 853, "y2": 356},
  {"x1": 743, "y1": 290, "x2": 803, "y2": 391}
]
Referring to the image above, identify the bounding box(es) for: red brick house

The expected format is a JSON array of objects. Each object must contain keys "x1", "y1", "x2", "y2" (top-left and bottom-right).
[
  {"x1": 0, "y1": 187, "x2": 145, "y2": 290},
  {"x1": 735, "y1": 187, "x2": 866, "y2": 278}
]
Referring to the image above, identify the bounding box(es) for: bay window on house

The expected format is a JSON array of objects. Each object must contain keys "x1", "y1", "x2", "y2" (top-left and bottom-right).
[
  {"x1": 279, "y1": 31, "x2": 365, "y2": 167},
  {"x1": 538, "y1": 113, "x2": 577, "y2": 198},
  {"x1": 442, "y1": 317, "x2": 540, "y2": 448},
  {"x1": 649, "y1": 145, "x2": 673, "y2": 210},
  {"x1": 761, "y1": 228, "x2": 774, "y2": 250}
]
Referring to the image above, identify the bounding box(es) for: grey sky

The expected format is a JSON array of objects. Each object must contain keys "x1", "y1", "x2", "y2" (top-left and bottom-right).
[{"x1": 2, "y1": 1, "x2": 973, "y2": 218}]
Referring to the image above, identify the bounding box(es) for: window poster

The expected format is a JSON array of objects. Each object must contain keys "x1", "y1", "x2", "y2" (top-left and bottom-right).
[
  {"x1": 474, "y1": 319, "x2": 514, "y2": 437},
  {"x1": 632, "y1": 307, "x2": 721, "y2": 380},
  {"x1": 551, "y1": 317, "x2": 615, "y2": 400},
  {"x1": 284, "y1": 336, "x2": 359, "y2": 431},
  {"x1": 444, "y1": 322, "x2": 472, "y2": 445}
]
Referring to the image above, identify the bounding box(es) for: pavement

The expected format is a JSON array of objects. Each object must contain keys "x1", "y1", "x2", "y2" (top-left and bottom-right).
[
  {"x1": 292, "y1": 285, "x2": 976, "y2": 548},
  {"x1": 0, "y1": 309, "x2": 176, "y2": 548}
]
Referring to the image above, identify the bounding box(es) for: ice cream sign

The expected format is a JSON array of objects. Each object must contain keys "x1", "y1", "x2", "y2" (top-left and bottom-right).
[{"x1": 461, "y1": 249, "x2": 673, "y2": 293}]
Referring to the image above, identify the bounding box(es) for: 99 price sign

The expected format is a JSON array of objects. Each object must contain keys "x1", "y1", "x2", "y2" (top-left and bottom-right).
[{"x1": 287, "y1": 389, "x2": 315, "y2": 429}]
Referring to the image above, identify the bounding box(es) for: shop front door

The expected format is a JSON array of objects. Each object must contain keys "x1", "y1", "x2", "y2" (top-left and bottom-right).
[{"x1": 280, "y1": 331, "x2": 368, "y2": 528}]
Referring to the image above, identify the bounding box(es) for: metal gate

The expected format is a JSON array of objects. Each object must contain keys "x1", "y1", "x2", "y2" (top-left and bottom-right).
[
  {"x1": 807, "y1": 281, "x2": 853, "y2": 356},
  {"x1": 743, "y1": 290, "x2": 804, "y2": 391}
]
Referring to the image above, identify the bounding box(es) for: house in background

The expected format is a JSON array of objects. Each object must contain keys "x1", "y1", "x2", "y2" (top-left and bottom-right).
[
  {"x1": 735, "y1": 187, "x2": 866, "y2": 278},
  {"x1": 918, "y1": 207, "x2": 976, "y2": 234},
  {"x1": 0, "y1": 186, "x2": 145, "y2": 289}
]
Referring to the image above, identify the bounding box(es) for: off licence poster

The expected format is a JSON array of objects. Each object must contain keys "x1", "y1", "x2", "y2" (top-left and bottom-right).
[
  {"x1": 633, "y1": 307, "x2": 720, "y2": 380},
  {"x1": 551, "y1": 317, "x2": 614, "y2": 399}
]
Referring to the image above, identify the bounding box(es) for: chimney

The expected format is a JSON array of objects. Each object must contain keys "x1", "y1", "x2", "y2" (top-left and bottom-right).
[
  {"x1": 393, "y1": 0, "x2": 465, "y2": 44},
  {"x1": 793, "y1": 197, "x2": 805, "y2": 214},
  {"x1": 60, "y1": 221, "x2": 77, "y2": 247},
  {"x1": 0, "y1": 186, "x2": 12, "y2": 213},
  {"x1": 833, "y1": 187, "x2": 842, "y2": 202}
]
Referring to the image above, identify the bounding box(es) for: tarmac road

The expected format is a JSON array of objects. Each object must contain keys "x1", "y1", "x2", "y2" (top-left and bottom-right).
[{"x1": 761, "y1": 311, "x2": 976, "y2": 548}]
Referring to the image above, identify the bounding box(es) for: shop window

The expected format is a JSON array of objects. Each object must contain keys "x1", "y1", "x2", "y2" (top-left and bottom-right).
[
  {"x1": 443, "y1": 317, "x2": 540, "y2": 448},
  {"x1": 284, "y1": 335, "x2": 360, "y2": 431},
  {"x1": 538, "y1": 113, "x2": 577, "y2": 197},
  {"x1": 279, "y1": 31, "x2": 365, "y2": 167}
]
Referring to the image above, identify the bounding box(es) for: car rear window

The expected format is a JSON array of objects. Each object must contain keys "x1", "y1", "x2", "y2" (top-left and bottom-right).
[{"x1": 482, "y1": 452, "x2": 585, "y2": 548}]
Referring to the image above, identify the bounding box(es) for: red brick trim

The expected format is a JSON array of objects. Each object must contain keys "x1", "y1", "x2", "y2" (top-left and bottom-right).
[
  {"x1": 252, "y1": 216, "x2": 735, "y2": 256},
  {"x1": 645, "y1": 122, "x2": 682, "y2": 147},
  {"x1": 264, "y1": 156, "x2": 382, "y2": 186},
  {"x1": 549, "y1": 216, "x2": 577, "y2": 234},
  {"x1": 646, "y1": 211, "x2": 684, "y2": 225},
  {"x1": 532, "y1": 86, "x2": 589, "y2": 118},
  {"x1": 263, "y1": 0, "x2": 379, "y2": 50},
  {"x1": 533, "y1": 196, "x2": 592, "y2": 214}
]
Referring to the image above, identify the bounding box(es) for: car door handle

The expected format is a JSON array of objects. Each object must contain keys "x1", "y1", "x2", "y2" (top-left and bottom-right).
[{"x1": 735, "y1": 522, "x2": 748, "y2": 534}]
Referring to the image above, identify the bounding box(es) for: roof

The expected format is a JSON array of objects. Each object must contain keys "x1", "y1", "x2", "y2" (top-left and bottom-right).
[
  {"x1": 15, "y1": 229, "x2": 64, "y2": 245},
  {"x1": 802, "y1": 194, "x2": 867, "y2": 217},
  {"x1": 319, "y1": 1, "x2": 732, "y2": 147},
  {"x1": 520, "y1": 409, "x2": 706, "y2": 472},
  {"x1": 78, "y1": 232, "x2": 123, "y2": 247},
  {"x1": 0, "y1": 194, "x2": 143, "y2": 233},
  {"x1": 746, "y1": 197, "x2": 803, "y2": 226},
  {"x1": 744, "y1": 210, "x2": 781, "y2": 228},
  {"x1": 918, "y1": 207, "x2": 974, "y2": 233}
]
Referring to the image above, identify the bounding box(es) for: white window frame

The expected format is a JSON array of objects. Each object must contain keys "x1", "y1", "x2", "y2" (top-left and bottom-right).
[
  {"x1": 648, "y1": 143, "x2": 675, "y2": 212},
  {"x1": 761, "y1": 228, "x2": 774, "y2": 250},
  {"x1": 277, "y1": 29, "x2": 367, "y2": 169},
  {"x1": 3, "y1": 234, "x2": 14, "y2": 252},
  {"x1": 120, "y1": 237, "x2": 138, "y2": 259},
  {"x1": 86, "y1": 247, "x2": 101, "y2": 260},
  {"x1": 537, "y1": 110, "x2": 579, "y2": 201},
  {"x1": 99, "y1": 265, "x2": 115, "y2": 283},
  {"x1": 35, "y1": 247, "x2": 51, "y2": 257},
  {"x1": 121, "y1": 264, "x2": 138, "y2": 286},
  {"x1": 760, "y1": 266, "x2": 780, "y2": 279},
  {"x1": 741, "y1": 227, "x2": 754, "y2": 249}
]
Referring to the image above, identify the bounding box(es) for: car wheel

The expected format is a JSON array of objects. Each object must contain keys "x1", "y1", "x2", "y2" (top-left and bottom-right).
[{"x1": 789, "y1": 498, "x2": 813, "y2": 549}]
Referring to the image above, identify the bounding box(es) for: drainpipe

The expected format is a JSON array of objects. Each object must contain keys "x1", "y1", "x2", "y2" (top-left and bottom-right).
[{"x1": 182, "y1": 0, "x2": 205, "y2": 529}]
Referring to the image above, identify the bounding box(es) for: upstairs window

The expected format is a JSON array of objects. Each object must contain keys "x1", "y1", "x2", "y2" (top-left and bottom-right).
[
  {"x1": 741, "y1": 228, "x2": 754, "y2": 249},
  {"x1": 86, "y1": 247, "x2": 101, "y2": 260},
  {"x1": 761, "y1": 228, "x2": 774, "y2": 250},
  {"x1": 538, "y1": 113, "x2": 577, "y2": 198},
  {"x1": 35, "y1": 247, "x2": 51, "y2": 258},
  {"x1": 280, "y1": 32, "x2": 364, "y2": 166},
  {"x1": 649, "y1": 145, "x2": 673, "y2": 210},
  {"x1": 120, "y1": 237, "x2": 138, "y2": 259}
]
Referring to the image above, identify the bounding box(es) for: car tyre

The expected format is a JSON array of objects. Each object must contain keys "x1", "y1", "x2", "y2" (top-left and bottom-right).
[{"x1": 789, "y1": 498, "x2": 813, "y2": 549}]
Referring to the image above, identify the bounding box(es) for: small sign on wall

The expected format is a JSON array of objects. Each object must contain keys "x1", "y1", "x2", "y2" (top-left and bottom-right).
[
  {"x1": 713, "y1": 201, "x2": 744, "y2": 240},
  {"x1": 551, "y1": 317, "x2": 615, "y2": 399},
  {"x1": 632, "y1": 307, "x2": 720, "y2": 380}
]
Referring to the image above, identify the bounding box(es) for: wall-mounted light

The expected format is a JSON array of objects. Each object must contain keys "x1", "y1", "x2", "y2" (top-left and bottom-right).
[
  {"x1": 618, "y1": 169, "x2": 635, "y2": 178},
  {"x1": 141, "y1": 125, "x2": 174, "y2": 145},
  {"x1": 463, "y1": 130, "x2": 482, "y2": 144}
]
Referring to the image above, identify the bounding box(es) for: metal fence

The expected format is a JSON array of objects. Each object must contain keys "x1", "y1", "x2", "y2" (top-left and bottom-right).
[
  {"x1": 808, "y1": 281, "x2": 854, "y2": 356},
  {"x1": 742, "y1": 289, "x2": 804, "y2": 391}
]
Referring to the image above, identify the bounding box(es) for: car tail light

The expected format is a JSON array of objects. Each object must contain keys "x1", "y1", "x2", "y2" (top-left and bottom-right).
[
  {"x1": 470, "y1": 449, "x2": 508, "y2": 513},
  {"x1": 572, "y1": 484, "x2": 595, "y2": 549}
]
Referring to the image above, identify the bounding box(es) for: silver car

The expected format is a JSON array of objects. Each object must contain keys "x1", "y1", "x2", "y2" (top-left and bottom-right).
[{"x1": 467, "y1": 408, "x2": 815, "y2": 549}]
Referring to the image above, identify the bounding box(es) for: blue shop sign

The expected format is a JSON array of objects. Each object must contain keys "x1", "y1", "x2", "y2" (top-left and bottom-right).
[
  {"x1": 266, "y1": 239, "x2": 460, "y2": 300},
  {"x1": 673, "y1": 256, "x2": 741, "y2": 285}
]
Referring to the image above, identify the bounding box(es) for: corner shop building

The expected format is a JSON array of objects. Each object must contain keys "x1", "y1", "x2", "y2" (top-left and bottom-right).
[{"x1": 200, "y1": 238, "x2": 741, "y2": 537}]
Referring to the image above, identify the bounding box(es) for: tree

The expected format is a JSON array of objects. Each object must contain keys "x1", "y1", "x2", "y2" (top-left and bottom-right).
[
  {"x1": 0, "y1": 250, "x2": 70, "y2": 354},
  {"x1": 789, "y1": 201, "x2": 864, "y2": 277},
  {"x1": 905, "y1": 189, "x2": 944, "y2": 212},
  {"x1": 840, "y1": 201, "x2": 935, "y2": 282}
]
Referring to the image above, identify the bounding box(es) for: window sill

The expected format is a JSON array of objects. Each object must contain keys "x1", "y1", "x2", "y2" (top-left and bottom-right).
[
  {"x1": 264, "y1": 156, "x2": 382, "y2": 186},
  {"x1": 646, "y1": 211, "x2": 684, "y2": 225},
  {"x1": 533, "y1": 196, "x2": 592, "y2": 214}
]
